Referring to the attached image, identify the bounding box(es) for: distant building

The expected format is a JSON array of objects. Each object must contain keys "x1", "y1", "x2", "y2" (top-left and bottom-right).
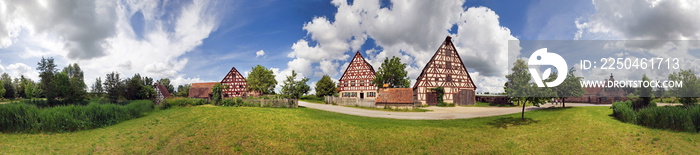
[
  {"x1": 154, "y1": 82, "x2": 171, "y2": 104},
  {"x1": 221, "y1": 67, "x2": 249, "y2": 98},
  {"x1": 413, "y1": 36, "x2": 476, "y2": 106},
  {"x1": 188, "y1": 82, "x2": 219, "y2": 100},
  {"x1": 567, "y1": 73, "x2": 627, "y2": 104},
  {"x1": 376, "y1": 88, "x2": 415, "y2": 106},
  {"x1": 338, "y1": 51, "x2": 378, "y2": 100}
]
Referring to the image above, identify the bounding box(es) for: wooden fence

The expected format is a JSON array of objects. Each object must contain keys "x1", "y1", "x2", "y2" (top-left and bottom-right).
[
  {"x1": 241, "y1": 99, "x2": 298, "y2": 108},
  {"x1": 323, "y1": 96, "x2": 375, "y2": 108}
]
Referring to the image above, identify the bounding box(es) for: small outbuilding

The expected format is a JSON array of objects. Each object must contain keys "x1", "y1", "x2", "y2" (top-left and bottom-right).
[{"x1": 188, "y1": 82, "x2": 219, "y2": 100}]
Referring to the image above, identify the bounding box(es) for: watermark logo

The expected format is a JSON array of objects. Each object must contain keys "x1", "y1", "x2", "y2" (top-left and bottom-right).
[{"x1": 528, "y1": 48, "x2": 567, "y2": 87}]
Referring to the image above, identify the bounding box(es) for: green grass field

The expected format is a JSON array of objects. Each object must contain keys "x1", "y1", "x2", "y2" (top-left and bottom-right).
[{"x1": 1, "y1": 106, "x2": 698, "y2": 154}]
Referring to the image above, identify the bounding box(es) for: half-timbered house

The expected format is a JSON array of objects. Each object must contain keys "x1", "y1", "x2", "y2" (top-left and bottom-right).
[
  {"x1": 413, "y1": 36, "x2": 477, "y2": 105},
  {"x1": 338, "y1": 51, "x2": 378, "y2": 100},
  {"x1": 221, "y1": 67, "x2": 249, "y2": 98}
]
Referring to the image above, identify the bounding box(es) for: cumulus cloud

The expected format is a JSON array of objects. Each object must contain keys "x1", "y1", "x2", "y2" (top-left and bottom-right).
[
  {"x1": 0, "y1": 0, "x2": 222, "y2": 87},
  {"x1": 255, "y1": 50, "x2": 265, "y2": 57},
  {"x1": 576, "y1": 0, "x2": 700, "y2": 41},
  {"x1": 286, "y1": 0, "x2": 518, "y2": 93},
  {"x1": 0, "y1": 62, "x2": 40, "y2": 81},
  {"x1": 575, "y1": 0, "x2": 700, "y2": 80},
  {"x1": 0, "y1": 0, "x2": 118, "y2": 59}
]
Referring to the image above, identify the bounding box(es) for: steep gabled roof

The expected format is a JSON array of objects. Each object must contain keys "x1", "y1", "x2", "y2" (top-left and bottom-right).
[
  {"x1": 413, "y1": 36, "x2": 476, "y2": 89},
  {"x1": 155, "y1": 82, "x2": 171, "y2": 98},
  {"x1": 339, "y1": 51, "x2": 376, "y2": 81}
]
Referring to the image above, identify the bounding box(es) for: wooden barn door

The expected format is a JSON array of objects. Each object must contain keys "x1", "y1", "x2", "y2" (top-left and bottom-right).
[
  {"x1": 426, "y1": 92, "x2": 438, "y2": 105},
  {"x1": 464, "y1": 89, "x2": 475, "y2": 105},
  {"x1": 455, "y1": 89, "x2": 475, "y2": 106}
]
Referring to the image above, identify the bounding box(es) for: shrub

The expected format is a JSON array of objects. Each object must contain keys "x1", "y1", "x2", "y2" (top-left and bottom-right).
[
  {"x1": 164, "y1": 97, "x2": 209, "y2": 107},
  {"x1": 613, "y1": 101, "x2": 700, "y2": 132},
  {"x1": 689, "y1": 105, "x2": 700, "y2": 132},
  {"x1": 0, "y1": 100, "x2": 155, "y2": 133},
  {"x1": 612, "y1": 101, "x2": 637, "y2": 124},
  {"x1": 0, "y1": 103, "x2": 40, "y2": 132},
  {"x1": 637, "y1": 106, "x2": 694, "y2": 132},
  {"x1": 300, "y1": 95, "x2": 324, "y2": 102},
  {"x1": 15, "y1": 99, "x2": 50, "y2": 108}
]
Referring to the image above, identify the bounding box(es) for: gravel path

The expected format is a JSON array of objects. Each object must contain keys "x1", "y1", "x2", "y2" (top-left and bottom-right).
[{"x1": 299, "y1": 101, "x2": 610, "y2": 120}]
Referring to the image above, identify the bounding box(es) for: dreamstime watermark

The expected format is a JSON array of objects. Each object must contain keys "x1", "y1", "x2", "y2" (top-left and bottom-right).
[
  {"x1": 579, "y1": 80, "x2": 682, "y2": 88},
  {"x1": 508, "y1": 40, "x2": 699, "y2": 97},
  {"x1": 528, "y1": 48, "x2": 567, "y2": 87}
]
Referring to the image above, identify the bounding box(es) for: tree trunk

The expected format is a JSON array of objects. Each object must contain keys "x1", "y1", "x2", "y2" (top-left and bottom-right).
[
  {"x1": 562, "y1": 97, "x2": 566, "y2": 107},
  {"x1": 521, "y1": 99, "x2": 527, "y2": 121}
]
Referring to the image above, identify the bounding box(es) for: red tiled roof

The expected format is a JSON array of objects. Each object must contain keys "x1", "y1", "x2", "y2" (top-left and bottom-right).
[
  {"x1": 376, "y1": 88, "x2": 413, "y2": 104},
  {"x1": 188, "y1": 82, "x2": 219, "y2": 98}
]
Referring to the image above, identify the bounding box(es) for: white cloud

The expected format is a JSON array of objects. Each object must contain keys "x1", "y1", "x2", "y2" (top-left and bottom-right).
[
  {"x1": 0, "y1": 0, "x2": 119, "y2": 59},
  {"x1": 576, "y1": 0, "x2": 700, "y2": 41},
  {"x1": 285, "y1": 0, "x2": 517, "y2": 93},
  {"x1": 0, "y1": 0, "x2": 222, "y2": 88},
  {"x1": 0, "y1": 62, "x2": 40, "y2": 81},
  {"x1": 453, "y1": 7, "x2": 518, "y2": 77},
  {"x1": 255, "y1": 50, "x2": 265, "y2": 57}
]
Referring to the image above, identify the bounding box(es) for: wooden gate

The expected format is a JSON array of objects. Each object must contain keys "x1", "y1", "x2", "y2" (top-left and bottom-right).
[
  {"x1": 454, "y1": 89, "x2": 475, "y2": 105},
  {"x1": 426, "y1": 92, "x2": 438, "y2": 105}
]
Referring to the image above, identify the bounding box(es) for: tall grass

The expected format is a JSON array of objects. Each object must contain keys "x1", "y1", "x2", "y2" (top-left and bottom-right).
[
  {"x1": 164, "y1": 97, "x2": 208, "y2": 107},
  {"x1": 0, "y1": 100, "x2": 154, "y2": 133},
  {"x1": 612, "y1": 101, "x2": 700, "y2": 132}
]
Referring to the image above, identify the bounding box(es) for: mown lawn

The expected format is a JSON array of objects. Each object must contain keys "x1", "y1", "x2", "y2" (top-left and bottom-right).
[{"x1": 0, "y1": 106, "x2": 699, "y2": 154}]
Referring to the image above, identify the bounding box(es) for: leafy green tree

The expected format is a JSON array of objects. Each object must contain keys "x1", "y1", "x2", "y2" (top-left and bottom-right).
[
  {"x1": 92, "y1": 77, "x2": 104, "y2": 94},
  {"x1": 212, "y1": 83, "x2": 226, "y2": 104},
  {"x1": 53, "y1": 72, "x2": 72, "y2": 104},
  {"x1": 668, "y1": 69, "x2": 700, "y2": 106},
  {"x1": 23, "y1": 79, "x2": 37, "y2": 99},
  {"x1": 104, "y1": 72, "x2": 123, "y2": 102},
  {"x1": 372, "y1": 56, "x2": 410, "y2": 88},
  {"x1": 37, "y1": 57, "x2": 58, "y2": 103},
  {"x1": 281, "y1": 70, "x2": 310, "y2": 99},
  {"x1": 0, "y1": 79, "x2": 5, "y2": 99},
  {"x1": 548, "y1": 68, "x2": 585, "y2": 107},
  {"x1": 247, "y1": 65, "x2": 277, "y2": 95},
  {"x1": 157, "y1": 78, "x2": 174, "y2": 95},
  {"x1": 14, "y1": 77, "x2": 23, "y2": 98},
  {"x1": 62, "y1": 63, "x2": 87, "y2": 103},
  {"x1": 176, "y1": 84, "x2": 191, "y2": 97},
  {"x1": 1, "y1": 73, "x2": 15, "y2": 99},
  {"x1": 314, "y1": 75, "x2": 336, "y2": 97},
  {"x1": 505, "y1": 59, "x2": 554, "y2": 120},
  {"x1": 124, "y1": 74, "x2": 155, "y2": 100},
  {"x1": 633, "y1": 74, "x2": 653, "y2": 109}
]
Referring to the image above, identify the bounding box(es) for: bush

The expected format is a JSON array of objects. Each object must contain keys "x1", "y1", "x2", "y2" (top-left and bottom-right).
[
  {"x1": 690, "y1": 105, "x2": 700, "y2": 132},
  {"x1": 0, "y1": 100, "x2": 154, "y2": 133},
  {"x1": 612, "y1": 101, "x2": 637, "y2": 124},
  {"x1": 164, "y1": 97, "x2": 208, "y2": 107},
  {"x1": 300, "y1": 95, "x2": 324, "y2": 102},
  {"x1": 613, "y1": 101, "x2": 699, "y2": 132},
  {"x1": 637, "y1": 106, "x2": 695, "y2": 132}
]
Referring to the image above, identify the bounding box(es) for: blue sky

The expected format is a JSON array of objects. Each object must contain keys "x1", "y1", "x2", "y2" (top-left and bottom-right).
[{"x1": 1, "y1": 0, "x2": 698, "y2": 93}]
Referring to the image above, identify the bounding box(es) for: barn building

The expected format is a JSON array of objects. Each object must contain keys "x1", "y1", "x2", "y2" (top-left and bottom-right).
[
  {"x1": 188, "y1": 82, "x2": 219, "y2": 100},
  {"x1": 221, "y1": 67, "x2": 249, "y2": 98},
  {"x1": 567, "y1": 73, "x2": 627, "y2": 104},
  {"x1": 413, "y1": 36, "x2": 477, "y2": 105},
  {"x1": 338, "y1": 51, "x2": 378, "y2": 100}
]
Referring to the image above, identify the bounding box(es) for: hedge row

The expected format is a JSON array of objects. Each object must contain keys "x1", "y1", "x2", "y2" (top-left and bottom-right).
[
  {"x1": 612, "y1": 101, "x2": 700, "y2": 132},
  {"x1": 0, "y1": 100, "x2": 154, "y2": 133},
  {"x1": 163, "y1": 97, "x2": 208, "y2": 107}
]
